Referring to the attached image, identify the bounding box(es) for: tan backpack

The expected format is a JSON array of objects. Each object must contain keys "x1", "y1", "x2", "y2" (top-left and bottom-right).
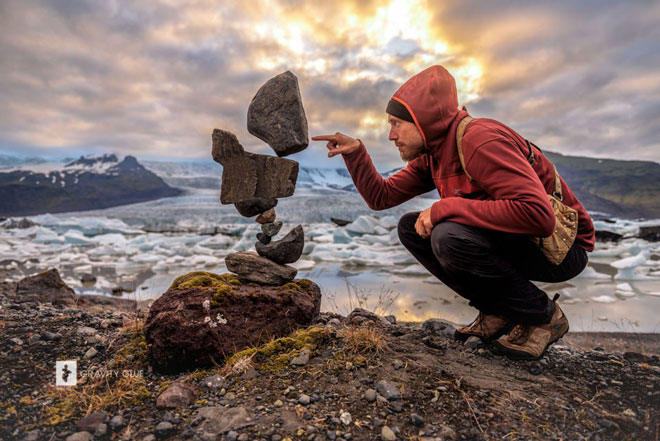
[{"x1": 455, "y1": 115, "x2": 578, "y2": 265}]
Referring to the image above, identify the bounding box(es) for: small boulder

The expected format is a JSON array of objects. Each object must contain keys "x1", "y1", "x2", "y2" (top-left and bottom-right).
[
  {"x1": 16, "y1": 268, "x2": 76, "y2": 305},
  {"x1": 376, "y1": 380, "x2": 401, "y2": 401},
  {"x1": 144, "y1": 271, "x2": 321, "y2": 373},
  {"x1": 190, "y1": 406, "x2": 253, "y2": 437},
  {"x1": 76, "y1": 411, "x2": 108, "y2": 432},
  {"x1": 255, "y1": 225, "x2": 304, "y2": 264},
  {"x1": 247, "y1": 71, "x2": 309, "y2": 157},
  {"x1": 156, "y1": 381, "x2": 198, "y2": 409}
]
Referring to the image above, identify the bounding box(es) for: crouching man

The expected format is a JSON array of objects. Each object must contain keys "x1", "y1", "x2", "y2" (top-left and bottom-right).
[{"x1": 312, "y1": 65, "x2": 595, "y2": 360}]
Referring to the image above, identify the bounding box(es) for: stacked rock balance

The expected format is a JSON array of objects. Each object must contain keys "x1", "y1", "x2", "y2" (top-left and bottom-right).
[
  {"x1": 144, "y1": 72, "x2": 322, "y2": 374},
  {"x1": 212, "y1": 71, "x2": 309, "y2": 285}
]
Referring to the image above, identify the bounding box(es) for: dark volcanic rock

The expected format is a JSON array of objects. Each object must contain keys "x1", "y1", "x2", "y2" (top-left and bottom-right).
[
  {"x1": 256, "y1": 233, "x2": 271, "y2": 245},
  {"x1": 331, "y1": 217, "x2": 352, "y2": 227},
  {"x1": 247, "y1": 71, "x2": 309, "y2": 157},
  {"x1": 261, "y1": 221, "x2": 283, "y2": 237},
  {"x1": 144, "y1": 271, "x2": 321, "y2": 373},
  {"x1": 638, "y1": 225, "x2": 660, "y2": 242},
  {"x1": 16, "y1": 269, "x2": 77, "y2": 305},
  {"x1": 255, "y1": 225, "x2": 304, "y2": 264},
  {"x1": 234, "y1": 197, "x2": 277, "y2": 218},
  {"x1": 211, "y1": 129, "x2": 299, "y2": 204},
  {"x1": 225, "y1": 251, "x2": 297, "y2": 285},
  {"x1": 595, "y1": 230, "x2": 623, "y2": 242}
]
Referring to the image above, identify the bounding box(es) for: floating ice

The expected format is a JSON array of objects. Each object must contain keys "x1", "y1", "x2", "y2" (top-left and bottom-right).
[
  {"x1": 333, "y1": 229, "x2": 352, "y2": 244},
  {"x1": 345, "y1": 215, "x2": 379, "y2": 235},
  {"x1": 590, "y1": 295, "x2": 618, "y2": 304},
  {"x1": 611, "y1": 249, "x2": 651, "y2": 279},
  {"x1": 291, "y1": 259, "x2": 315, "y2": 270}
]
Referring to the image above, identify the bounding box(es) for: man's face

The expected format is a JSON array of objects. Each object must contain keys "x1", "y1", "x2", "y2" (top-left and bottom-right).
[{"x1": 388, "y1": 115, "x2": 425, "y2": 162}]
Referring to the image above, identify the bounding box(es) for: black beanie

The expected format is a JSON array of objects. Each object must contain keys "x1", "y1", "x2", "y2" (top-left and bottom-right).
[{"x1": 386, "y1": 99, "x2": 414, "y2": 123}]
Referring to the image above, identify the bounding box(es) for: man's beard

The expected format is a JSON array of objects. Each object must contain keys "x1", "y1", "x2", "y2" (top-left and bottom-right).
[{"x1": 399, "y1": 144, "x2": 426, "y2": 162}]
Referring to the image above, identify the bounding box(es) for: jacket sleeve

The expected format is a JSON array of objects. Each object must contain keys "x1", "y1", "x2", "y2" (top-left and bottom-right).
[
  {"x1": 342, "y1": 140, "x2": 436, "y2": 210},
  {"x1": 430, "y1": 137, "x2": 556, "y2": 237}
]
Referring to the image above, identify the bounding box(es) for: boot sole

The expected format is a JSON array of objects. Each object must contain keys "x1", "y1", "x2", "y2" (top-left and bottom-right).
[
  {"x1": 491, "y1": 323, "x2": 570, "y2": 360},
  {"x1": 454, "y1": 323, "x2": 515, "y2": 344}
]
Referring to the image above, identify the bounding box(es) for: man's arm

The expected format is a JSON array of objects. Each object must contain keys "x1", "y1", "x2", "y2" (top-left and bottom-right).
[
  {"x1": 341, "y1": 141, "x2": 435, "y2": 210},
  {"x1": 312, "y1": 132, "x2": 434, "y2": 211},
  {"x1": 431, "y1": 137, "x2": 556, "y2": 237}
]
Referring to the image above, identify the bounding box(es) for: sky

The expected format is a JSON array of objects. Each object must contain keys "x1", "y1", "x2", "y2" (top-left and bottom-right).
[{"x1": 1, "y1": 0, "x2": 659, "y2": 170}]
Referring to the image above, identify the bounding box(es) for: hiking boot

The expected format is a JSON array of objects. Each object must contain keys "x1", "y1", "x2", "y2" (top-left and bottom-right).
[
  {"x1": 454, "y1": 312, "x2": 513, "y2": 343},
  {"x1": 492, "y1": 295, "x2": 569, "y2": 360}
]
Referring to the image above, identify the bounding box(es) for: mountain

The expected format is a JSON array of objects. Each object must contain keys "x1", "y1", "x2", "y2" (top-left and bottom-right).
[
  {"x1": 0, "y1": 154, "x2": 183, "y2": 216},
  {"x1": 543, "y1": 151, "x2": 660, "y2": 219}
]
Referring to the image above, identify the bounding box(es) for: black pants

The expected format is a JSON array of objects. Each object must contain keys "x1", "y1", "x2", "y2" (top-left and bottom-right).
[{"x1": 397, "y1": 212, "x2": 588, "y2": 325}]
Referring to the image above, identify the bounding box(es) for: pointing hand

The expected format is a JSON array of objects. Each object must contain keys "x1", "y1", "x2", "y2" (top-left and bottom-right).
[{"x1": 311, "y1": 132, "x2": 361, "y2": 158}]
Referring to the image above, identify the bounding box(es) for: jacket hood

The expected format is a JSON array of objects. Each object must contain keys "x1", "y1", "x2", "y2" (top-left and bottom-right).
[{"x1": 391, "y1": 65, "x2": 462, "y2": 152}]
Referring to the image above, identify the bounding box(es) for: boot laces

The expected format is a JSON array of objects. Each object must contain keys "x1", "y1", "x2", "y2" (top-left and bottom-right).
[{"x1": 507, "y1": 323, "x2": 530, "y2": 345}]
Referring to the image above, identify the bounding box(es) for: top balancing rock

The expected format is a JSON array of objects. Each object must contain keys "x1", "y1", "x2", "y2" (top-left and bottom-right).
[{"x1": 247, "y1": 71, "x2": 309, "y2": 157}]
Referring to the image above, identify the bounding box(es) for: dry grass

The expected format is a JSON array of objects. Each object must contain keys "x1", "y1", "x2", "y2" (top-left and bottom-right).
[
  {"x1": 37, "y1": 320, "x2": 151, "y2": 426},
  {"x1": 338, "y1": 324, "x2": 387, "y2": 354}
]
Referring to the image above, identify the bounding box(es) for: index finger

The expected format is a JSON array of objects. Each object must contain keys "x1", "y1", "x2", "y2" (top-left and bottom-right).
[{"x1": 311, "y1": 135, "x2": 337, "y2": 141}]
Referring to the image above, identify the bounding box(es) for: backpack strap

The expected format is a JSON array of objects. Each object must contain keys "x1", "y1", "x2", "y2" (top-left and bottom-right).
[{"x1": 456, "y1": 116, "x2": 564, "y2": 200}]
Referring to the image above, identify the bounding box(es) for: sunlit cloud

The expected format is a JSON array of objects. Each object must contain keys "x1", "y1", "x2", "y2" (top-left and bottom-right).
[{"x1": 0, "y1": 0, "x2": 657, "y2": 166}]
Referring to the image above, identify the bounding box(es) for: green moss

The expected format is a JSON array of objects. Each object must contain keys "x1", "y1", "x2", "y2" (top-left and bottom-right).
[
  {"x1": 169, "y1": 272, "x2": 242, "y2": 306},
  {"x1": 113, "y1": 326, "x2": 148, "y2": 369},
  {"x1": 226, "y1": 326, "x2": 330, "y2": 372},
  {"x1": 277, "y1": 278, "x2": 314, "y2": 293},
  {"x1": 184, "y1": 368, "x2": 218, "y2": 384}
]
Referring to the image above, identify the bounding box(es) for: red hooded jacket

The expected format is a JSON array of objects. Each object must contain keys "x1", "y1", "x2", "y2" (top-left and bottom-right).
[{"x1": 342, "y1": 65, "x2": 595, "y2": 252}]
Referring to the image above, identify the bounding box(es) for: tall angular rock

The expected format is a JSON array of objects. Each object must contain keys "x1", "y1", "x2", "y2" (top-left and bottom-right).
[
  {"x1": 212, "y1": 129, "x2": 299, "y2": 204},
  {"x1": 255, "y1": 225, "x2": 304, "y2": 265},
  {"x1": 247, "y1": 71, "x2": 309, "y2": 157}
]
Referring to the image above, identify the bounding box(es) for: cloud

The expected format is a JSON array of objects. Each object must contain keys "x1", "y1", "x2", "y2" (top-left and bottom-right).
[{"x1": 0, "y1": 0, "x2": 658, "y2": 169}]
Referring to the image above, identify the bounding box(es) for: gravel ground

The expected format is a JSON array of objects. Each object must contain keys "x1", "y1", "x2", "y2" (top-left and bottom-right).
[{"x1": 1, "y1": 287, "x2": 659, "y2": 441}]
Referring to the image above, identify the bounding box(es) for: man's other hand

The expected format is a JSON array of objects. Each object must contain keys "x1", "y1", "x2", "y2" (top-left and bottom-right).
[
  {"x1": 312, "y1": 132, "x2": 361, "y2": 158},
  {"x1": 415, "y1": 207, "x2": 433, "y2": 238}
]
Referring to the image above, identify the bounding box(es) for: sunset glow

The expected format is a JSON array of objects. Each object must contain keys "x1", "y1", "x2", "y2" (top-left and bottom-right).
[{"x1": 0, "y1": 0, "x2": 657, "y2": 166}]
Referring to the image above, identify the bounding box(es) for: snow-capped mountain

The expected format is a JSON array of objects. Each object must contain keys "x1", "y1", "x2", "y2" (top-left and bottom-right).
[{"x1": 0, "y1": 154, "x2": 182, "y2": 216}]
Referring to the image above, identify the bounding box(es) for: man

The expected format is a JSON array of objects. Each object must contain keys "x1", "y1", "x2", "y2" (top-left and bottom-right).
[{"x1": 312, "y1": 65, "x2": 595, "y2": 360}]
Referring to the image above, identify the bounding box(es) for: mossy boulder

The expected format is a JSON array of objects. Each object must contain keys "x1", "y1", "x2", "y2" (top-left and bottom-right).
[{"x1": 144, "y1": 271, "x2": 322, "y2": 374}]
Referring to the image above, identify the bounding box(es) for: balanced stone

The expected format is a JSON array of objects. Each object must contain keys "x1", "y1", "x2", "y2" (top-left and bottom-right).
[
  {"x1": 261, "y1": 221, "x2": 283, "y2": 237},
  {"x1": 234, "y1": 198, "x2": 277, "y2": 218},
  {"x1": 256, "y1": 208, "x2": 276, "y2": 224},
  {"x1": 225, "y1": 251, "x2": 297, "y2": 285},
  {"x1": 247, "y1": 71, "x2": 309, "y2": 157},
  {"x1": 212, "y1": 129, "x2": 298, "y2": 204},
  {"x1": 255, "y1": 225, "x2": 304, "y2": 264},
  {"x1": 256, "y1": 233, "x2": 271, "y2": 245}
]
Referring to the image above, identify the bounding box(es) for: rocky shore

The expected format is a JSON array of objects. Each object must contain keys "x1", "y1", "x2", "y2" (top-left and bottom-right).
[{"x1": 2, "y1": 276, "x2": 659, "y2": 441}]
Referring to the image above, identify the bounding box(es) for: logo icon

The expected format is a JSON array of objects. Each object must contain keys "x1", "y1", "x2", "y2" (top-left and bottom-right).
[{"x1": 56, "y1": 360, "x2": 77, "y2": 386}]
